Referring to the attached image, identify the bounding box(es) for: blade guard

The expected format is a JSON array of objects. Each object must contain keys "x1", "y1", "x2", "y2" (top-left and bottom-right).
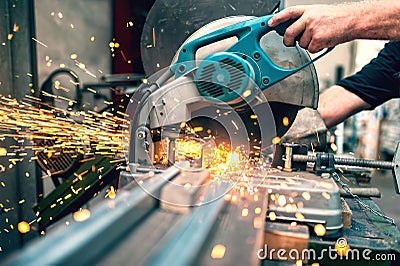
[{"x1": 171, "y1": 14, "x2": 332, "y2": 90}]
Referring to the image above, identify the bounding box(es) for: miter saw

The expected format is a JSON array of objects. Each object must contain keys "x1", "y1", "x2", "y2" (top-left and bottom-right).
[
  {"x1": 8, "y1": 8, "x2": 400, "y2": 266},
  {"x1": 127, "y1": 14, "x2": 330, "y2": 169},
  {"x1": 124, "y1": 14, "x2": 346, "y2": 237}
]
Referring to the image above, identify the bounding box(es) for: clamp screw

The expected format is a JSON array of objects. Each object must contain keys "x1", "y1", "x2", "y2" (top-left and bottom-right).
[
  {"x1": 291, "y1": 142, "x2": 400, "y2": 194},
  {"x1": 292, "y1": 154, "x2": 394, "y2": 169},
  {"x1": 178, "y1": 65, "x2": 186, "y2": 72},
  {"x1": 137, "y1": 131, "x2": 146, "y2": 140}
]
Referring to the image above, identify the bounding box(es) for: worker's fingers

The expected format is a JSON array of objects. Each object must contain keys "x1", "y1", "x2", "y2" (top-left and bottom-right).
[
  {"x1": 309, "y1": 36, "x2": 336, "y2": 53},
  {"x1": 297, "y1": 29, "x2": 312, "y2": 51},
  {"x1": 308, "y1": 41, "x2": 324, "y2": 53},
  {"x1": 283, "y1": 19, "x2": 306, "y2": 47},
  {"x1": 268, "y1": 7, "x2": 305, "y2": 27},
  {"x1": 307, "y1": 44, "x2": 324, "y2": 53}
]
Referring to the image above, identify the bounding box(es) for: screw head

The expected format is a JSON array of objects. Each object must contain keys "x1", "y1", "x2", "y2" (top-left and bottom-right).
[
  {"x1": 179, "y1": 65, "x2": 185, "y2": 72},
  {"x1": 137, "y1": 131, "x2": 146, "y2": 140}
]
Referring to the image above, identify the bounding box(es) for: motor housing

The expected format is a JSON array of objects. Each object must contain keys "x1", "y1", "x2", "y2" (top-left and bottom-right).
[{"x1": 195, "y1": 52, "x2": 256, "y2": 105}]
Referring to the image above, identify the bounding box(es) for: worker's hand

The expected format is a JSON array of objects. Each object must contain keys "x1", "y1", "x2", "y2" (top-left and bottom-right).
[
  {"x1": 268, "y1": 5, "x2": 353, "y2": 53},
  {"x1": 280, "y1": 108, "x2": 328, "y2": 150}
]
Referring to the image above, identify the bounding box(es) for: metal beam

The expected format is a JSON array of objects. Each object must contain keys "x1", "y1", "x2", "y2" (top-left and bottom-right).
[{"x1": 0, "y1": 0, "x2": 40, "y2": 258}]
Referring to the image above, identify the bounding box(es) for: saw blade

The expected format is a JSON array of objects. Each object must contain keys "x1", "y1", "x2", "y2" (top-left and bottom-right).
[{"x1": 140, "y1": 0, "x2": 280, "y2": 75}]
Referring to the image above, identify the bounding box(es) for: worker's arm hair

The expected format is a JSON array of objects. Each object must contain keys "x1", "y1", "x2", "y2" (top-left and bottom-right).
[
  {"x1": 318, "y1": 85, "x2": 371, "y2": 128},
  {"x1": 268, "y1": 0, "x2": 400, "y2": 53},
  {"x1": 350, "y1": 0, "x2": 400, "y2": 41}
]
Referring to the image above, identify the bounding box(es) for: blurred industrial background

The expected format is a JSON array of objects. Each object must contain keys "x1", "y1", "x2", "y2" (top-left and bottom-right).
[{"x1": 0, "y1": 0, "x2": 399, "y2": 263}]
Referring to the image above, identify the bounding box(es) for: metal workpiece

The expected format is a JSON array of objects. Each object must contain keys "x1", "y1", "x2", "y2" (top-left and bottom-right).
[
  {"x1": 146, "y1": 183, "x2": 266, "y2": 266},
  {"x1": 6, "y1": 166, "x2": 399, "y2": 265},
  {"x1": 160, "y1": 170, "x2": 212, "y2": 213},
  {"x1": 4, "y1": 166, "x2": 181, "y2": 266},
  {"x1": 195, "y1": 188, "x2": 268, "y2": 266},
  {"x1": 100, "y1": 177, "x2": 267, "y2": 266},
  {"x1": 6, "y1": 165, "x2": 267, "y2": 266},
  {"x1": 118, "y1": 168, "x2": 161, "y2": 189},
  {"x1": 145, "y1": 183, "x2": 230, "y2": 266}
]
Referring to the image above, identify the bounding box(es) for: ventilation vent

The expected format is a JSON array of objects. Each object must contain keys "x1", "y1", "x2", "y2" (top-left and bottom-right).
[{"x1": 196, "y1": 55, "x2": 247, "y2": 101}]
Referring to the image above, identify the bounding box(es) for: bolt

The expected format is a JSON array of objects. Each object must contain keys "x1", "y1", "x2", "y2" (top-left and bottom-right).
[
  {"x1": 216, "y1": 73, "x2": 225, "y2": 83},
  {"x1": 137, "y1": 131, "x2": 146, "y2": 140}
]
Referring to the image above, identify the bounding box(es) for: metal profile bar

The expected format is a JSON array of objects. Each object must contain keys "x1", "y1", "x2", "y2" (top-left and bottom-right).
[
  {"x1": 0, "y1": 0, "x2": 40, "y2": 253},
  {"x1": 145, "y1": 183, "x2": 229, "y2": 266},
  {"x1": 4, "y1": 166, "x2": 180, "y2": 265}
]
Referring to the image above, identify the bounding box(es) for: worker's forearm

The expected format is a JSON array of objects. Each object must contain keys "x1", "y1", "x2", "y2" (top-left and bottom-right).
[
  {"x1": 268, "y1": 0, "x2": 400, "y2": 52},
  {"x1": 318, "y1": 85, "x2": 371, "y2": 128},
  {"x1": 351, "y1": 0, "x2": 400, "y2": 41}
]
